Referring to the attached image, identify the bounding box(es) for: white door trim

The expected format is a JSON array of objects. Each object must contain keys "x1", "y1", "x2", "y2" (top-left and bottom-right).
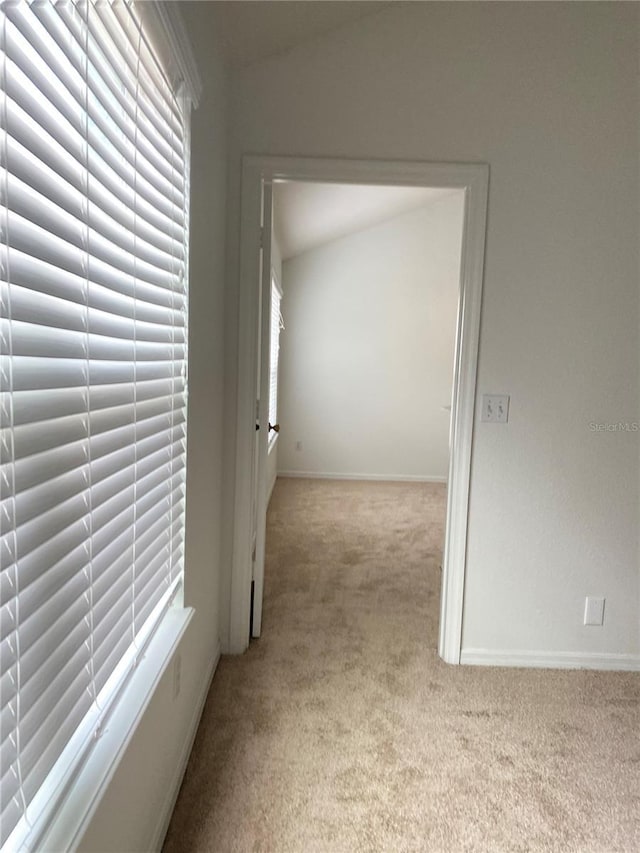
[
  {"x1": 251, "y1": 180, "x2": 273, "y2": 638},
  {"x1": 229, "y1": 155, "x2": 489, "y2": 662}
]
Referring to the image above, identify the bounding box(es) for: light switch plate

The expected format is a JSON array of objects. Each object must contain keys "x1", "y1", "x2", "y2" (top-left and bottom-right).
[{"x1": 481, "y1": 394, "x2": 510, "y2": 423}]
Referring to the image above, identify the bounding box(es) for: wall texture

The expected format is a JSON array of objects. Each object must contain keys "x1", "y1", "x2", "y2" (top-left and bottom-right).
[
  {"x1": 277, "y1": 195, "x2": 463, "y2": 480},
  {"x1": 79, "y1": 8, "x2": 228, "y2": 850},
  {"x1": 225, "y1": 2, "x2": 640, "y2": 661}
]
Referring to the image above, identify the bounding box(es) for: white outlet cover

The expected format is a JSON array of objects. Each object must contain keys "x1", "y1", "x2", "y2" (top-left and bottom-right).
[{"x1": 584, "y1": 596, "x2": 605, "y2": 626}]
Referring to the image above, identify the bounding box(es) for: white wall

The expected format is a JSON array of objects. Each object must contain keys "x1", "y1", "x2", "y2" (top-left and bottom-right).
[
  {"x1": 265, "y1": 229, "x2": 282, "y2": 502},
  {"x1": 79, "y1": 8, "x2": 228, "y2": 850},
  {"x1": 225, "y1": 3, "x2": 640, "y2": 662},
  {"x1": 277, "y1": 194, "x2": 463, "y2": 480}
]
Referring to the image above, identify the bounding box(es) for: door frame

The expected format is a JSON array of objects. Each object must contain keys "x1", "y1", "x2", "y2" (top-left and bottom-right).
[{"x1": 229, "y1": 154, "x2": 489, "y2": 662}]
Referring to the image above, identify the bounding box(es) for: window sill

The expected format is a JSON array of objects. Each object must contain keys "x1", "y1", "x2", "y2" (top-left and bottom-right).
[{"x1": 34, "y1": 605, "x2": 194, "y2": 853}]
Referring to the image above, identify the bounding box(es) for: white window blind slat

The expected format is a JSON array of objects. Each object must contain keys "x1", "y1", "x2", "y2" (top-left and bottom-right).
[
  {"x1": 6, "y1": 97, "x2": 185, "y2": 253},
  {"x1": 92, "y1": 565, "x2": 131, "y2": 634},
  {"x1": 87, "y1": 122, "x2": 184, "y2": 228},
  {"x1": 0, "y1": 781, "x2": 22, "y2": 842},
  {"x1": 91, "y1": 468, "x2": 138, "y2": 517},
  {"x1": 5, "y1": 188, "x2": 181, "y2": 288},
  {"x1": 0, "y1": 634, "x2": 16, "y2": 677},
  {"x1": 0, "y1": 729, "x2": 18, "y2": 784},
  {"x1": 91, "y1": 427, "x2": 183, "y2": 489},
  {"x1": 20, "y1": 672, "x2": 92, "y2": 797},
  {"x1": 21, "y1": 610, "x2": 86, "y2": 689},
  {"x1": 11, "y1": 488, "x2": 90, "y2": 560},
  {"x1": 8, "y1": 356, "x2": 94, "y2": 391},
  {"x1": 90, "y1": 375, "x2": 184, "y2": 409},
  {"x1": 90, "y1": 503, "x2": 137, "y2": 557},
  {"x1": 4, "y1": 319, "x2": 89, "y2": 360},
  {"x1": 135, "y1": 536, "x2": 172, "y2": 596},
  {"x1": 4, "y1": 18, "x2": 83, "y2": 134},
  {"x1": 5, "y1": 203, "x2": 181, "y2": 306},
  {"x1": 5, "y1": 285, "x2": 185, "y2": 347},
  {"x1": 10, "y1": 438, "x2": 87, "y2": 492},
  {"x1": 18, "y1": 663, "x2": 90, "y2": 772},
  {"x1": 135, "y1": 573, "x2": 171, "y2": 635},
  {"x1": 4, "y1": 31, "x2": 184, "y2": 224},
  {"x1": 19, "y1": 597, "x2": 90, "y2": 697},
  {"x1": 76, "y1": 10, "x2": 185, "y2": 194},
  {"x1": 92, "y1": 503, "x2": 165, "y2": 579},
  {"x1": 92, "y1": 629, "x2": 132, "y2": 695},
  {"x1": 9, "y1": 3, "x2": 85, "y2": 106},
  {"x1": 15, "y1": 519, "x2": 90, "y2": 604},
  {"x1": 7, "y1": 140, "x2": 184, "y2": 274},
  {"x1": 88, "y1": 4, "x2": 182, "y2": 150},
  {"x1": 0, "y1": 677, "x2": 17, "y2": 730},
  {"x1": 18, "y1": 559, "x2": 90, "y2": 647},
  {"x1": 171, "y1": 537, "x2": 185, "y2": 561},
  {"x1": 1, "y1": 396, "x2": 179, "y2": 464},
  {"x1": 104, "y1": 3, "x2": 183, "y2": 148},
  {"x1": 19, "y1": 622, "x2": 90, "y2": 725},
  {"x1": 91, "y1": 527, "x2": 133, "y2": 589},
  {"x1": 4, "y1": 320, "x2": 185, "y2": 364},
  {"x1": 8, "y1": 386, "x2": 87, "y2": 426},
  {"x1": 0, "y1": 1, "x2": 190, "y2": 846},
  {"x1": 90, "y1": 396, "x2": 179, "y2": 435},
  {"x1": 0, "y1": 796, "x2": 22, "y2": 843},
  {"x1": 6, "y1": 96, "x2": 86, "y2": 198},
  {"x1": 7, "y1": 468, "x2": 86, "y2": 528},
  {"x1": 0, "y1": 598, "x2": 17, "y2": 644},
  {"x1": 1, "y1": 247, "x2": 87, "y2": 309},
  {"x1": 92, "y1": 410, "x2": 179, "y2": 457}
]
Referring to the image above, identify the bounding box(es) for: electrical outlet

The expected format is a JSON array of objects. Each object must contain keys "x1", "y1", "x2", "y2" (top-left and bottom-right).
[
  {"x1": 481, "y1": 394, "x2": 510, "y2": 423},
  {"x1": 295, "y1": 441, "x2": 303, "y2": 451},
  {"x1": 172, "y1": 653, "x2": 182, "y2": 699},
  {"x1": 584, "y1": 596, "x2": 605, "y2": 626}
]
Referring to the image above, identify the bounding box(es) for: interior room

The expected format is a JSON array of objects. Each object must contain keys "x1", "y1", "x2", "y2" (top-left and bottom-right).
[
  {"x1": 2, "y1": 2, "x2": 638, "y2": 852},
  {"x1": 271, "y1": 181, "x2": 463, "y2": 487}
]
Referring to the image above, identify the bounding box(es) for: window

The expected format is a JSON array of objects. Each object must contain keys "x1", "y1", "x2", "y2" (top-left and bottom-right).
[
  {"x1": 0, "y1": 3, "x2": 195, "y2": 849},
  {"x1": 268, "y1": 274, "x2": 282, "y2": 444}
]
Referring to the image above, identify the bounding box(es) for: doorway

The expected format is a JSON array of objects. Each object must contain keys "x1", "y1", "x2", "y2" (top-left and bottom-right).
[{"x1": 229, "y1": 156, "x2": 489, "y2": 664}]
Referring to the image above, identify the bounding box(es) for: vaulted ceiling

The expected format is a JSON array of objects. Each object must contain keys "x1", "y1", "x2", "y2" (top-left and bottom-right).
[
  {"x1": 182, "y1": 1, "x2": 392, "y2": 68},
  {"x1": 274, "y1": 182, "x2": 460, "y2": 260}
]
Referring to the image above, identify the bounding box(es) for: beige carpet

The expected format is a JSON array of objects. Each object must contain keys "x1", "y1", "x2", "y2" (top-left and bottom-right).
[{"x1": 164, "y1": 478, "x2": 640, "y2": 853}]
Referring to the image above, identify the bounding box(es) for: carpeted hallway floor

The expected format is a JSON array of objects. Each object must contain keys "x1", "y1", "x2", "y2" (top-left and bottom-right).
[{"x1": 164, "y1": 478, "x2": 639, "y2": 853}]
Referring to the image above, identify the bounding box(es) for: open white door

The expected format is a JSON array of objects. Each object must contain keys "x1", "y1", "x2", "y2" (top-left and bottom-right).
[{"x1": 251, "y1": 180, "x2": 273, "y2": 637}]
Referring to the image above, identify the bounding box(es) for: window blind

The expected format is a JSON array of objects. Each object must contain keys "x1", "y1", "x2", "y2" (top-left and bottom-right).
[
  {"x1": 0, "y1": 2, "x2": 189, "y2": 849},
  {"x1": 268, "y1": 278, "x2": 281, "y2": 438}
]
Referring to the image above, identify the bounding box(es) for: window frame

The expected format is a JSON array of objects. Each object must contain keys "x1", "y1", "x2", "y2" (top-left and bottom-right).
[{"x1": 0, "y1": 3, "x2": 201, "y2": 850}]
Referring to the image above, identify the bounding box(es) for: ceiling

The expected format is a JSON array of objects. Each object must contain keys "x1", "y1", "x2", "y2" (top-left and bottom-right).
[
  {"x1": 273, "y1": 182, "x2": 459, "y2": 260},
  {"x1": 199, "y1": 1, "x2": 392, "y2": 69}
]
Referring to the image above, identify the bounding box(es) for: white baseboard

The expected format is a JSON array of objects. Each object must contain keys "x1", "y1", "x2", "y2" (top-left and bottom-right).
[
  {"x1": 278, "y1": 471, "x2": 447, "y2": 483},
  {"x1": 150, "y1": 641, "x2": 221, "y2": 851},
  {"x1": 460, "y1": 648, "x2": 640, "y2": 672}
]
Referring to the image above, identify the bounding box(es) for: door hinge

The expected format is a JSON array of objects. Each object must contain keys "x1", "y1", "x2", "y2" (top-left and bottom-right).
[{"x1": 259, "y1": 226, "x2": 265, "y2": 249}]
